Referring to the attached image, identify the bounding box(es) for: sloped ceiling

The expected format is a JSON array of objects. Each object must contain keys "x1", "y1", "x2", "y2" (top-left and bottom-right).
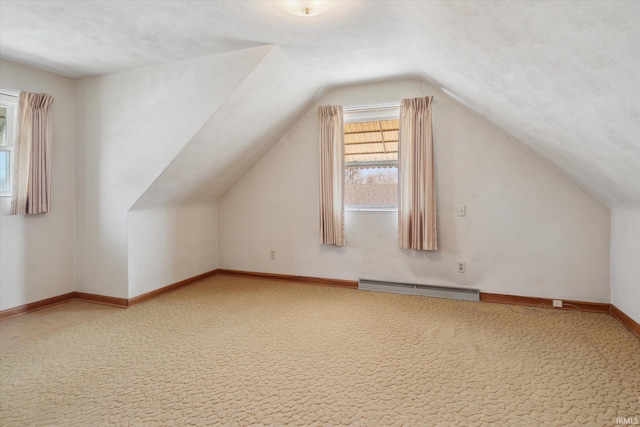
[{"x1": 1, "y1": 1, "x2": 639, "y2": 207}]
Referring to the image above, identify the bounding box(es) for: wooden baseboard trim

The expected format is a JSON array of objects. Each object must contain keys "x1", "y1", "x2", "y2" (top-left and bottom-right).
[
  {"x1": 0, "y1": 292, "x2": 76, "y2": 320},
  {"x1": 217, "y1": 269, "x2": 358, "y2": 289},
  {"x1": 2, "y1": 273, "x2": 637, "y2": 341},
  {"x1": 128, "y1": 269, "x2": 219, "y2": 306},
  {"x1": 610, "y1": 305, "x2": 640, "y2": 339},
  {"x1": 73, "y1": 292, "x2": 129, "y2": 308},
  {"x1": 479, "y1": 292, "x2": 610, "y2": 314},
  {"x1": 0, "y1": 270, "x2": 219, "y2": 319}
]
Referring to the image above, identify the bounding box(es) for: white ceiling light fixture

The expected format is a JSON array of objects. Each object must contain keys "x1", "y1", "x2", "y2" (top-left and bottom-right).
[{"x1": 276, "y1": 0, "x2": 331, "y2": 17}]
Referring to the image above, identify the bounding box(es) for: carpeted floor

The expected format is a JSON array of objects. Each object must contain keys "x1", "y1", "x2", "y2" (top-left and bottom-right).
[{"x1": 1, "y1": 276, "x2": 638, "y2": 426}]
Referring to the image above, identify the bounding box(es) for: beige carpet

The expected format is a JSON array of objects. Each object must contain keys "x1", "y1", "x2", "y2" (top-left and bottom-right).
[{"x1": 1, "y1": 276, "x2": 638, "y2": 426}]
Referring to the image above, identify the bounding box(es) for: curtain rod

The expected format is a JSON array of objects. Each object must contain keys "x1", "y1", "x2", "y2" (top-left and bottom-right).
[
  {"x1": 0, "y1": 88, "x2": 20, "y2": 97},
  {"x1": 343, "y1": 97, "x2": 436, "y2": 113},
  {"x1": 343, "y1": 102, "x2": 400, "y2": 113}
]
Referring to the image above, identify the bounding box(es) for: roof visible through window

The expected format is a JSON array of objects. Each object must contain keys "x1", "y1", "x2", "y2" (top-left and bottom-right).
[{"x1": 344, "y1": 119, "x2": 398, "y2": 165}]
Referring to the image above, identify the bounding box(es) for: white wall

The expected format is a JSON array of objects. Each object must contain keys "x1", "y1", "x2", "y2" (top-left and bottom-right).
[
  {"x1": 128, "y1": 204, "x2": 218, "y2": 298},
  {"x1": 0, "y1": 60, "x2": 76, "y2": 310},
  {"x1": 0, "y1": 62, "x2": 622, "y2": 315},
  {"x1": 611, "y1": 206, "x2": 640, "y2": 324},
  {"x1": 75, "y1": 48, "x2": 266, "y2": 298},
  {"x1": 219, "y1": 79, "x2": 611, "y2": 302}
]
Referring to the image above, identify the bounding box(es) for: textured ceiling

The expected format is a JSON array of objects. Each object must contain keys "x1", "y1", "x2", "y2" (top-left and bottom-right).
[{"x1": 1, "y1": 0, "x2": 639, "y2": 207}]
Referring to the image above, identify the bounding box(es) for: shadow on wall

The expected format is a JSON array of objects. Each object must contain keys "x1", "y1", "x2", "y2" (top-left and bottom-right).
[{"x1": 0, "y1": 198, "x2": 74, "y2": 309}]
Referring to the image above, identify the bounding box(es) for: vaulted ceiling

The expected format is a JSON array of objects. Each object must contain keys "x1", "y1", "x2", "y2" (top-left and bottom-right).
[{"x1": 1, "y1": 0, "x2": 638, "y2": 207}]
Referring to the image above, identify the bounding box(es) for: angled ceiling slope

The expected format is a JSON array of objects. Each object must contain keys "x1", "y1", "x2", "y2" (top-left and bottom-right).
[
  {"x1": 74, "y1": 45, "x2": 276, "y2": 214},
  {"x1": 131, "y1": 45, "x2": 323, "y2": 209},
  {"x1": 409, "y1": 1, "x2": 640, "y2": 207},
  {"x1": 1, "y1": 1, "x2": 639, "y2": 208}
]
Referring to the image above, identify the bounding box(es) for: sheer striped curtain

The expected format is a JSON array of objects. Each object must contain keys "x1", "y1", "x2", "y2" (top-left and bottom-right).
[
  {"x1": 398, "y1": 96, "x2": 437, "y2": 250},
  {"x1": 10, "y1": 91, "x2": 55, "y2": 215},
  {"x1": 318, "y1": 105, "x2": 345, "y2": 246}
]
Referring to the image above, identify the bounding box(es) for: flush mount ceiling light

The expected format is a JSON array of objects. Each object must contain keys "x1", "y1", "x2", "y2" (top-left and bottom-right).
[{"x1": 276, "y1": 0, "x2": 331, "y2": 17}]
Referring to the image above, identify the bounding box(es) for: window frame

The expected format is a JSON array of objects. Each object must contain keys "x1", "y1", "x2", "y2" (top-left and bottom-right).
[
  {"x1": 343, "y1": 103, "x2": 400, "y2": 212},
  {"x1": 0, "y1": 91, "x2": 19, "y2": 197}
]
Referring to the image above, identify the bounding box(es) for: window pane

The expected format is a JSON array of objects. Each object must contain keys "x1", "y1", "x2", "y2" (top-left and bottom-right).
[
  {"x1": 345, "y1": 166, "x2": 397, "y2": 207},
  {"x1": 0, "y1": 106, "x2": 7, "y2": 147},
  {"x1": 344, "y1": 116, "x2": 399, "y2": 208},
  {"x1": 0, "y1": 150, "x2": 9, "y2": 192}
]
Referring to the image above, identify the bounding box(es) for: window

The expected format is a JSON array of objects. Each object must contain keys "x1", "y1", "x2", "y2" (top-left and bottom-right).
[
  {"x1": 0, "y1": 91, "x2": 18, "y2": 197},
  {"x1": 343, "y1": 104, "x2": 399, "y2": 211}
]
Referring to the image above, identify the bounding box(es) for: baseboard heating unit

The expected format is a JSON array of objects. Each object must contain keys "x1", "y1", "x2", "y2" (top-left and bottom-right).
[{"x1": 358, "y1": 279, "x2": 479, "y2": 302}]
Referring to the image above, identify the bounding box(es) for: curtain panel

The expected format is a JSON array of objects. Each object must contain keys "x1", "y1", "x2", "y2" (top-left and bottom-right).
[
  {"x1": 10, "y1": 91, "x2": 55, "y2": 215},
  {"x1": 318, "y1": 105, "x2": 345, "y2": 246},
  {"x1": 398, "y1": 96, "x2": 437, "y2": 250}
]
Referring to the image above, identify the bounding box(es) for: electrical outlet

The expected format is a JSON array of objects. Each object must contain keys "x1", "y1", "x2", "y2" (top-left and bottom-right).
[
  {"x1": 457, "y1": 261, "x2": 465, "y2": 273},
  {"x1": 552, "y1": 299, "x2": 563, "y2": 308},
  {"x1": 270, "y1": 250, "x2": 276, "y2": 260}
]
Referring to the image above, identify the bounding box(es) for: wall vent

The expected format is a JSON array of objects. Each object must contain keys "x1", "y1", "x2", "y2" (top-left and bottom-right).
[{"x1": 358, "y1": 279, "x2": 479, "y2": 302}]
